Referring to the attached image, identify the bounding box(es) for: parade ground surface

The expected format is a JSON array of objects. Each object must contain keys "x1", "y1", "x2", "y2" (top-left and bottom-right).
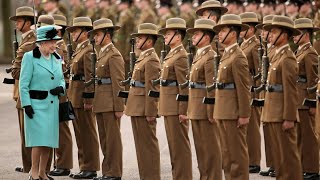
[{"x1": 0, "y1": 64, "x2": 273, "y2": 179}]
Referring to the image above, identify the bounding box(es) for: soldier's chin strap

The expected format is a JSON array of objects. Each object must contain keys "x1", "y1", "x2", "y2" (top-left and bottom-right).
[
  {"x1": 139, "y1": 36, "x2": 149, "y2": 50},
  {"x1": 167, "y1": 30, "x2": 178, "y2": 46},
  {"x1": 221, "y1": 29, "x2": 232, "y2": 44},
  {"x1": 19, "y1": 18, "x2": 27, "y2": 32},
  {"x1": 100, "y1": 29, "x2": 109, "y2": 46},
  {"x1": 272, "y1": 30, "x2": 283, "y2": 46},
  {"x1": 295, "y1": 30, "x2": 307, "y2": 46},
  {"x1": 195, "y1": 32, "x2": 206, "y2": 46},
  {"x1": 265, "y1": 31, "x2": 270, "y2": 42},
  {"x1": 243, "y1": 29, "x2": 249, "y2": 40},
  {"x1": 75, "y1": 29, "x2": 84, "y2": 43}
]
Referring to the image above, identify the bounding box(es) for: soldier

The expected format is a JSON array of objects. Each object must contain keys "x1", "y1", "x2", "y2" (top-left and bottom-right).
[
  {"x1": 70, "y1": 0, "x2": 86, "y2": 20},
  {"x1": 157, "y1": 0, "x2": 174, "y2": 28},
  {"x1": 115, "y1": 0, "x2": 135, "y2": 78},
  {"x1": 213, "y1": 14, "x2": 251, "y2": 180},
  {"x1": 223, "y1": 0, "x2": 244, "y2": 14},
  {"x1": 260, "y1": 0, "x2": 275, "y2": 17},
  {"x1": 136, "y1": 0, "x2": 158, "y2": 26},
  {"x1": 244, "y1": 0, "x2": 262, "y2": 20},
  {"x1": 299, "y1": 0, "x2": 313, "y2": 19},
  {"x1": 179, "y1": 0, "x2": 196, "y2": 30},
  {"x1": 124, "y1": 23, "x2": 161, "y2": 180},
  {"x1": 285, "y1": 0, "x2": 303, "y2": 20},
  {"x1": 185, "y1": 19, "x2": 222, "y2": 180},
  {"x1": 48, "y1": 14, "x2": 74, "y2": 177},
  {"x1": 157, "y1": 18, "x2": 192, "y2": 180},
  {"x1": 84, "y1": 0, "x2": 99, "y2": 21},
  {"x1": 239, "y1": 12, "x2": 261, "y2": 174},
  {"x1": 89, "y1": 18, "x2": 125, "y2": 180},
  {"x1": 9, "y1": 6, "x2": 36, "y2": 174},
  {"x1": 41, "y1": 0, "x2": 66, "y2": 16},
  {"x1": 196, "y1": 0, "x2": 228, "y2": 55},
  {"x1": 255, "y1": 14, "x2": 277, "y2": 177},
  {"x1": 262, "y1": 15, "x2": 303, "y2": 180},
  {"x1": 293, "y1": 18, "x2": 320, "y2": 180},
  {"x1": 98, "y1": 0, "x2": 117, "y2": 23},
  {"x1": 66, "y1": 17, "x2": 100, "y2": 179}
]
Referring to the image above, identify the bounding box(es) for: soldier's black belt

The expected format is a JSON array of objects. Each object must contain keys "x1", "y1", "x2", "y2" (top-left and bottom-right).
[
  {"x1": 70, "y1": 74, "x2": 85, "y2": 81},
  {"x1": 216, "y1": 82, "x2": 235, "y2": 90},
  {"x1": 97, "y1": 77, "x2": 112, "y2": 85},
  {"x1": 266, "y1": 84, "x2": 283, "y2": 92},
  {"x1": 3, "y1": 78, "x2": 15, "y2": 84},
  {"x1": 160, "y1": 80, "x2": 178, "y2": 87},
  {"x1": 130, "y1": 80, "x2": 145, "y2": 87},
  {"x1": 189, "y1": 81, "x2": 206, "y2": 89},
  {"x1": 297, "y1": 75, "x2": 307, "y2": 83},
  {"x1": 29, "y1": 90, "x2": 48, "y2": 100}
]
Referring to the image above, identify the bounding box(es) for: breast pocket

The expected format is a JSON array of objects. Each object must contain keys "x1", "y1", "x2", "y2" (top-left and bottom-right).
[
  {"x1": 218, "y1": 66, "x2": 228, "y2": 83},
  {"x1": 161, "y1": 65, "x2": 170, "y2": 79},
  {"x1": 132, "y1": 68, "x2": 143, "y2": 81}
]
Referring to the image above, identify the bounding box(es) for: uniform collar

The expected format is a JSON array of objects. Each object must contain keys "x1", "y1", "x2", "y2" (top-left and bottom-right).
[
  {"x1": 21, "y1": 30, "x2": 34, "y2": 40},
  {"x1": 243, "y1": 35, "x2": 256, "y2": 44},
  {"x1": 169, "y1": 44, "x2": 183, "y2": 53},
  {"x1": 298, "y1": 42, "x2": 310, "y2": 51},
  {"x1": 140, "y1": 47, "x2": 155, "y2": 56},
  {"x1": 100, "y1": 43, "x2": 113, "y2": 53},
  {"x1": 196, "y1": 45, "x2": 211, "y2": 56},
  {"x1": 275, "y1": 44, "x2": 289, "y2": 55},
  {"x1": 76, "y1": 39, "x2": 89, "y2": 50},
  {"x1": 224, "y1": 43, "x2": 238, "y2": 54}
]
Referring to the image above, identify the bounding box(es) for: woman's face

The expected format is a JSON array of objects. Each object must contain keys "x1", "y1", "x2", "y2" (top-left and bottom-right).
[{"x1": 40, "y1": 40, "x2": 57, "y2": 54}]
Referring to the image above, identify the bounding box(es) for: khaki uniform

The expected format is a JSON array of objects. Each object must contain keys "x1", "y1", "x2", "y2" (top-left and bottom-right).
[
  {"x1": 99, "y1": 8, "x2": 116, "y2": 24},
  {"x1": 316, "y1": 83, "x2": 320, "y2": 144},
  {"x1": 180, "y1": 11, "x2": 197, "y2": 48},
  {"x1": 214, "y1": 44, "x2": 251, "y2": 180},
  {"x1": 68, "y1": 40, "x2": 100, "y2": 171},
  {"x1": 158, "y1": 45, "x2": 192, "y2": 180},
  {"x1": 295, "y1": 43, "x2": 319, "y2": 173},
  {"x1": 124, "y1": 48, "x2": 161, "y2": 180},
  {"x1": 187, "y1": 45, "x2": 222, "y2": 180},
  {"x1": 53, "y1": 39, "x2": 73, "y2": 170},
  {"x1": 93, "y1": 43, "x2": 125, "y2": 177},
  {"x1": 136, "y1": 8, "x2": 158, "y2": 27},
  {"x1": 261, "y1": 45, "x2": 302, "y2": 180},
  {"x1": 11, "y1": 30, "x2": 36, "y2": 173},
  {"x1": 240, "y1": 36, "x2": 261, "y2": 167},
  {"x1": 313, "y1": 10, "x2": 320, "y2": 54},
  {"x1": 86, "y1": 8, "x2": 99, "y2": 21}
]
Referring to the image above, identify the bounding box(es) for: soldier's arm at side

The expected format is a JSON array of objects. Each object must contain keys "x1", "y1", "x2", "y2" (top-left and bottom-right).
[
  {"x1": 83, "y1": 49, "x2": 94, "y2": 105},
  {"x1": 252, "y1": 43, "x2": 260, "y2": 75},
  {"x1": 282, "y1": 57, "x2": 298, "y2": 121},
  {"x1": 145, "y1": 58, "x2": 161, "y2": 117},
  {"x1": 19, "y1": 52, "x2": 33, "y2": 107},
  {"x1": 204, "y1": 56, "x2": 215, "y2": 119},
  {"x1": 174, "y1": 55, "x2": 188, "y2": 115},
  {"x1": 305, "y1": 52, "x2": 318, "y2": 99},
  {"x1": 109, "y1": 53, "x2": 125, "y2": 112},
  {"x1": 232, "y1": 55, "x2": 251, "y2": 118},
  {"x1": 12, "y1": 42, "x2": 36, "y2": 80}
]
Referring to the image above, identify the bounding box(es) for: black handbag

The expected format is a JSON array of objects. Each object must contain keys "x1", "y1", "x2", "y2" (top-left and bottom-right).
[{"x1": 59, "y1": 100, "x2": 75, "y2": 123}]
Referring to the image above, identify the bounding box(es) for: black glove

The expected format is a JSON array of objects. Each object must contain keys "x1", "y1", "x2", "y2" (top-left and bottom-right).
[
  {"x1": 49, "y1": 86, "x2": 64, "y2": 96},
  {"x1": 24, "y1": 105, "x2": 34, "y2": 119}
]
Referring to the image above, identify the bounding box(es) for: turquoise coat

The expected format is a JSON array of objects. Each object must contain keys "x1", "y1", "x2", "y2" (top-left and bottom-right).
[{"x1": 19, "y1": 48, "x2": 65, "y2": 148}]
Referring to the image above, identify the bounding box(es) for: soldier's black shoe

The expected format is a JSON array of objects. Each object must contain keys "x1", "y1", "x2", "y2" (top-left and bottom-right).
[
  {"x1": 259, "y1": 167, "x2": 274, "y2": 176},
  {"x1": 249, "y1": 165, "x2": 261, "y2": 173},
  {"x1": 15, "y1": 166, "x2": 24, "y2": 173},
  {"x1": 93, "y1": 176, "x2": 121, "y2": 180},
  {"x1": 70, "y1": 171, "x2": 97, "y2": 179},
  {"x1": 269, "y1": 170, "x2": 276, "y2": 177},
  {"x1": 303, "y1": 173, "x2": 320, "y2": 180},
  {"x1": 49, "y1": 168, "x2": 70, "y2": 176}
]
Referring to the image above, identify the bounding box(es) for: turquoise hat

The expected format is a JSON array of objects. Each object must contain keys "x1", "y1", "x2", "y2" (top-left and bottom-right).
[{"x1": 36, "y1": 25, "x2": 62, "y2": 42}]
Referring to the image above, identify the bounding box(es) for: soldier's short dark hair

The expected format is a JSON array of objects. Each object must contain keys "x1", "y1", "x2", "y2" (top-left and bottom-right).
[
  {"x1": 25, "y1": 17, "x2": 35, "y2": 25},
  {"x1": 203, "y1": 30, "x2": 215, "y2": 43},
  {"x1": 177, "y1": 30, "x2": 186, "y2": 40},
  {"x1": 207, "y1": 10, "x2": 221, "y2": 22},
  {"x1": 246, "y1": 23, "x2": 258, "y2": 33},
  {"x1": 149, "y1": 35, "x2": 158, "y2": 46},
  {"x1": 282, "y1": 29, "x2": 293, "y2": 40},
  {"x1": 104, "y1": 29, "x2": 114, "y2": 39},
  {"x1": 230, "y1": 26, "x2": 241, "y2": 39},
  {"x1": 82, "y1": 27, "x2": 92, "y2": 32},
  {"x1": 60, "y1": 26, "x2": 66, "y2": 36}
]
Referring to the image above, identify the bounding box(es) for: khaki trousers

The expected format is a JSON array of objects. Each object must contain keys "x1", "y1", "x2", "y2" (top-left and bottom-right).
[
  {"x1": 262, "y1": 123, "x2": 273, "y2": 168},
  {"x1": 218, "y1": 120, "x2": 249, "y2": 180},
  {"x1": 18, "y1": 108, "x2": 32, "y2": 172},
  {"x1": 96, "y1": 112, "x2": 123, "y2": 177},
  {"x1": 247, "y1": 107, "x2": 261, "y2": 166},
  {"x1": 164, "y1": 116, "x2": 192, "y2": 180},
  {"x1": 131, "y1": 116, "x2": 160, "y2": 180},
  {"x1": 191, "y1": 120, "x2": 222, "y2": 180},
  {"x1": 266, "y1": 122, "x2": 303, "y2": 180},
  {"x1": 73, "y1": 108, "x2": 100, "y2": 171},
  {"x1": 297, "y1": 109, "x2": 319, "y2": 173},
  {"x1": 54, "y1": 121, "x2": 73, "y2": 169}
]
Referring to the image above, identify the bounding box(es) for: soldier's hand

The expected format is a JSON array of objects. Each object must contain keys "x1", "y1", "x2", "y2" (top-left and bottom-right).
[
  {"x1": 309, "y1": 108, "x2": 316, "y2": 115},
  {"x1": 146, "y1": 116, "x2": 156, "y2": 122},
  {"x1": 84, "y1": 103, "x2": 93, "y2": 110},
  {"x1": 282, "y1": 120, "x2": 295, "y2": 131},
  {"x1": 115, "y1": 112, "x2": 123, "y2": 120},
  {"x1": 179, "y1": 115, "x2": 189, "y2": 123},
  {"x1": 237, "y1": 117, "x2": 249, "y2": 128}
]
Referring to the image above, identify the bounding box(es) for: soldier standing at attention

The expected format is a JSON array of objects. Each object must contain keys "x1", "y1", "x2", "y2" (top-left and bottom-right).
[
  {"x1": 186, "y1": 19, "x2": 222, "y2": 180},
  {"x1": 66, "y1": 17, "x2": 100, "y2": 179},
  {"x1": 124, "y1": 23, "x2": 161, "y2": 180},
  {"x1": 213, "y1": 14, "x2": 251, "y2": 180},
  {"x1": 262, "y1": 15, "x2": 303, "y2": 180},
  {"x1": 293, "y1": 18, "x2": 320, "y2": 180},
  {"x1": 157, "y1": 18, "x2": 192, "y2": 180},
  {"x1": 196, "y1": 0, "x2": 228, "y2": 55},
  {"x1": 49, "y1": 14, "x2": 74, "y2": 177},
  {"x1": 239, "y1": 12, "x2": 262, "y2": 174},
  {"x1": 9, "y1": 6, "x2": 36, "y2": 174},
  {"x1": 90, "y1": 18, "x2": 125, "y2": 180}
]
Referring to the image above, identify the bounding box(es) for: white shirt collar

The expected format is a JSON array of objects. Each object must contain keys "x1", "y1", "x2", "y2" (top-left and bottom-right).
[
  {"x1": 224, "y1": 43, "x2": 238, "y2": 53},
  {"x1": 169, "y1": 44, "x2": 183, "y2": 53},
  {"x1": 275, "y1": 44, "x2": 289, "y2": 55},
  {"x1": 243, "y1": 35, "x2": 255, "y2": 44},
  {"x1": 100, "y1": 43, "x2": 113, "y2": 53},
  {"x1": 298, "y1": 42, "x2": 310, "y2": 51},
  {"x1": 76, "y1": 40, "x2": 88, "y2": 50},
  {"x1": 21, "y1": 30, "x2": 33, "y2": 40},
  {"x1": 140, "y1": 47, "x2": 154, "y2": 56}
]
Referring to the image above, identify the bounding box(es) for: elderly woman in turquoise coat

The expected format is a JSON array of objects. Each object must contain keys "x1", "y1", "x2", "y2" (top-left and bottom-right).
[{"x1": 19, "y1": 25, "x2": 65, "y2": 180}]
